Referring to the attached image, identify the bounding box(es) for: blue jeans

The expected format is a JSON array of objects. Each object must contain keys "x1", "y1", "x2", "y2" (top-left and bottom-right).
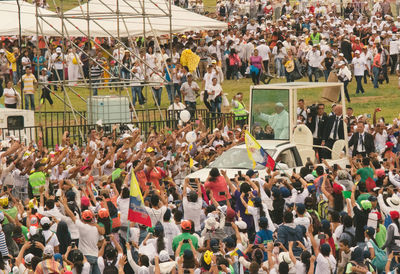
[
  {"x1": 131, "y1": 86, "x2": 144, "y2": 106},
  {"x1": 211, "y1": 99, "x2": 221, "y2": 113},
  {"x1": 355, "y1": 75, "x2": 365, "y2": 94},
  {"x1": 86, "y1": 255, "x2": 100, "y2": 274},
  {"x1": 323, "y1": 69, "x2": 331, "y2": 81},
  {"x1": 275, "y1": 58, "x2": 284, "y2": 77},
  {"x1": 372, "y1": 66, "x2": 380, "y2": 88},
  {"x1": 91, "y1": 79, "x2": 99, "y2": 96},
  {"x1": 121, "y1": 70, "x2": 130, "y2": 85},
  {"x1": 166, "y1": 83, "x2": 174, "y2": 104},
  {"x1": 13, "y1": 71, "x2": 18, "y2": 85},
  {"x1": 173, "y1": 83, "x2": 181, "y2": 99},
  {"x1": 24, "y1": 94, "x2": 35, "y2": 110},
  {"x1": 308, "y1": 66, "x2": 319, "y2": 82},
  {"x1": 152, "y1": 87, "x2": 162, "y2": 106}
]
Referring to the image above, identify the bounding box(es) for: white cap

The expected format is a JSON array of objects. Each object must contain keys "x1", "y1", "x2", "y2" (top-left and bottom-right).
[
  {"x1": 40, "y1": 216, "x2": 51, "y2": 225},
  {"x1": 276, "y1": 102, "x2": 284, "y2": 108},
  {"x1": 339, "y1": 61, "x2": 346, "y2": 66},
  {"x1": 56, "y1": 47, "x2": 62, "y2": 53},
  {"x1": 339, "y1": 53, "x2": 344, "y2": 57},
  {"x1": 355, "y1": 50, "x2": 360, "y2": 54},
  {"x1": 0, "y1": 49, "x2": 4, "y2": 53},
  {"x1": 43, "y1": 245, "x2": 54, "y2": 256}
]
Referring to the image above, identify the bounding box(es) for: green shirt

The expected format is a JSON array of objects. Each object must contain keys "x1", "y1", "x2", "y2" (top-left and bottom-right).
[
  {"x1": 2, "y1": 206, "x2": 17, "y2": 225},
  {"x1": 111, "y1": 168, "x2": 122, "y2": 182},
  {"x1": 376, "y1": 224, "x2": 387, "y2": 248},
  {"x1": 356, "y1": 167, "x2": 374, "y2": 183},
  {"x1": 29, "y1": 171, "x2": 46, "y2": 195},
  {"x1": 172, "y1": 233, "x2": 199, "y2": 256}
]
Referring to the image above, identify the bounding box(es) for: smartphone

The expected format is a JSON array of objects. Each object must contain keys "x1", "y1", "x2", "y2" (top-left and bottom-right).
[
  {"x1": 265, "y1": 175, "x2": 270, "y2": 181},
  {"x1": 71, "y1": 242, "x2": 76, "y2": 248},
  {"x1": 292, "y1": 168, "x2": 296, "y2": 174},
  {"x1": 189, "y1": 178, "x2": 196, "y2": 183},
  {"x1": 394, "y1": 251, "x2": 400, "y2": 256},
  {"x1": 146, "y1": 182, "x2": 152, "y2": 186},
  {"x1": 333, "y1": 164, "x2": 338, "y2": 171},
  {"x1": 345, "y1": 164, "x2": 351, "y2": 168},
  {"x1": 219, "y1": 191, "x2": 226, "y2": 196},
  {"x1": 318, "y1": 233, "x2": 325, "y2": 240},
  {"x1": 183, "y1": 239, "x2": 189, "y2": 243}
]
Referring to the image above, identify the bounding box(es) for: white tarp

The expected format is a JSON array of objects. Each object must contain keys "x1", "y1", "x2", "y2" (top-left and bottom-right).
[
  {"x1": 0, "y1": 0, "x2": 226, "y2": 37},
  {"x1": 0, "y1": 1, "x2": 84, "y2": 36},
  {"x1": 64, "y1": 0, "x2": 227, "y2": 37}
]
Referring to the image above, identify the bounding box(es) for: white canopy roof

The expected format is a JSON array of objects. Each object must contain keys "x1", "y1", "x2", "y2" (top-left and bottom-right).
[
  {"x1": 0, "y1": 1, "x2": 81, "y2": 36},
  {"x1": 64, "y1": 0, "x2": 227, "y2": 37}
]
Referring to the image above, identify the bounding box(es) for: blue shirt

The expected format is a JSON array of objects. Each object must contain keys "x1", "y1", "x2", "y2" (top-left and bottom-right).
[{"x1": 164, "y1": 64, "x2": 175, "y2": 82}]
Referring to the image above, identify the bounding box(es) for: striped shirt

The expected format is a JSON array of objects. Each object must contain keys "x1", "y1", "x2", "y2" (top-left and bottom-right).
[
  {"x1": 90, "y1": 65, "x2": 102, "y2": 78},
  {"x1": 21, "y1": 74, "x2": 37, "y2": 94},
  {"x1": 34, "y1": 258, "x2": 62, "y2": 274},
  {"x1": 0, "y1": 231, "x2": 9, "y2": 258}
]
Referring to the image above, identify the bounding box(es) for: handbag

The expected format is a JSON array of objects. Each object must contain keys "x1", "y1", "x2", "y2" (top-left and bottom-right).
[
  {"x1": 12, "y1": 88, "x2": 21, "y2": 107},
  {"x1": 222, "y1": 93, "x2": 229, "y2": 107}
]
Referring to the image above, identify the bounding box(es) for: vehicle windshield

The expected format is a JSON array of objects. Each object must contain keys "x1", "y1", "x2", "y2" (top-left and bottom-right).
[{"x1": 209, "y1": 147, "x2": 276, "y2": 170}]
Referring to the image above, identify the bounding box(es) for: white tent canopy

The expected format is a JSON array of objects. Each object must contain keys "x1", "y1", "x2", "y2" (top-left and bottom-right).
[
  {"x1": 63, "y1": 0, "x2": 227, "y2": 37},
  {"x1": 0, "y1": 0, "x2": 227, "y2": 37},
  {"x1": 0, "y1": 1, "x2": 85, "y2": 36}
]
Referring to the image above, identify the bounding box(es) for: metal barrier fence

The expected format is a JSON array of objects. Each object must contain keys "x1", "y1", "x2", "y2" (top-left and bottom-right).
[
  {"x1": 0, "y1": 126, "x2": 43, "y2": 146},
  {"x1": 41, "y1": 112, "x2": 247, "y2": 148},
  {"x1": 1, "y1": 110, "x2": 248, "y2": 148}
]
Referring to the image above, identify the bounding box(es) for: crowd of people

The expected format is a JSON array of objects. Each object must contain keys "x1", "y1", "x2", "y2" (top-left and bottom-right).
[
  {"x1": 0, "y1": 0, "x2": 400, "y2": 273},
  {"x1": 2, "y1": 0, "x2": 400, "y2": 112},
  {"x1": 0, "y1": 101, "x2": 397, "y2": 274}
]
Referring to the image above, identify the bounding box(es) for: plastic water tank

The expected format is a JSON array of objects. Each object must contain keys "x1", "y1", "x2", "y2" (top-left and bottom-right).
[{"x1": 87, "y1": 96, "x2": 130, "y2": 124}]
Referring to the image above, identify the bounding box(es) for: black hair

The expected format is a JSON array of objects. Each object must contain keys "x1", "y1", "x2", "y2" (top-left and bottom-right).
[
  {"x1": 362, "y1": 157, "x2": 370, "y2": 166},
  {"x1": 316, "y1": 166, "x2": 324, "y2": 176},
  {"x1": 154, "y1": 226, "x2": 166, "y2": 253},
  {"x1": 139, "y1": 254, "x2": 149, "y2": 267},
  {"x1": 333, "y1": 192, "x2": 344, "y2": 212},
  {"x1": 45, "y1": 199, "x2": 55, "y2": 210},
  {"x1": 343, "y1": 215, "x2": 353, "y2": 228},
  {"x1": 283, "y1": 212, "x2": 294, "y2": 223},
  {"x1": 150, "y1": 194, "x2": 160, "y2": 207},
  {"x1": 172, "y1": 209, "x2": 183, "y2": 222},
  {"x1": 121, "y1": 187, "x2": 130, "y2": 199},
  {"x1": 300, "y1": 251, "x2": 311, "y2": 273},
  {"x1": 279, "y1": 261, "x2": 289, "y2": 274},
  {"x1": 329, "y1": 211, "x2": 340, "y2": 223},
  {"x1": 340, "y1": 238, "x2": 349, "y2": 247},
  {"x1": 56, "y1": 221, "x2": 71, "y2": 255}
]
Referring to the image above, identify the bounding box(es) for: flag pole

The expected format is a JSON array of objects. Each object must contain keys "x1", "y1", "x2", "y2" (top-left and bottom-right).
[{"x1": 126, "y1": 221, "x2": 130, "y2": 243}]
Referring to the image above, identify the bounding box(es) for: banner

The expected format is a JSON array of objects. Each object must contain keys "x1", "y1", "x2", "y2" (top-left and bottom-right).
[
  {"x1": 244, "y1": 130, "x2": 275, "y2": 169},
  {"x1": 128, "y1": 171, "x2": 152, "y2": 227}
]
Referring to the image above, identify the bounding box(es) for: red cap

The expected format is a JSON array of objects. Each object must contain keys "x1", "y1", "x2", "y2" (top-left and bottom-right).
[
  {"x1": 181, "y1": 220, "x2": 192, "y2": 231},
  {"x1": 98, "y1": 208, "x2": 109, "y2": 219},
  {"x1": 390, "y1": 210, "x2": 400, "y2": 220},
  {"x1": 81, "y1": 196, "x2": 90, "y2": 207},
  {"x1": 365, "y1": 177, "x2": 376, "y2": 192},
  {"x1": 226, "y1": 208, "x2": 236, "y2": 222},
  {"x1": 80, "y1": 166, "x2": 89, "y2": 172},
  {"x1": 82, "y1": 210, "x2": 94, "y2": 221},
  {"x1": 332, "y1": 183, "x2": 343, "y2": 194},
  {"x1": 386, "y1": 142, "x2": 394, "y2": 149},
  {"x1": 374, "y1": 211, "x2": 382, "y2": 220}
]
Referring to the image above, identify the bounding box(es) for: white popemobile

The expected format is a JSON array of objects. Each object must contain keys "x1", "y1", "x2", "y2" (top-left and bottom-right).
[{"x1": 187, "y1": 82, "x2": 350, "y2": 182}]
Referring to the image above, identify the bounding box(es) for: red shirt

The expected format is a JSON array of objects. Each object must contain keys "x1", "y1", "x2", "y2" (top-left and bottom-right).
[
  {"x1": 204, "y1": 175, "x2": 231, "y2": 202},
  {"x1": 137, "y1": 167, "x2": 166, "y2": 191}
]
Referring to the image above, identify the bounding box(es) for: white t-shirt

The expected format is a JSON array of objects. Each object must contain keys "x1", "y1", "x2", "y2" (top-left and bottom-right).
[
  {"x1": 294, "y1": 216, "x2": 311, "y2": 229},
  {"x1": 315, "y1": 253, "x2": 336, "y2": 274},
  {"x1": 352, "y1": 57, "x2": 367, "y2": 76},
  {"x1": 3, "y1": 88, "x2": 18, "y2": 105},
  {"x1": 76, "y1": 220, "x2": 101, "y2": 257},
  {"x1": 42, "y1": 230, "x2": 59, "y2": 251},
  {"x1": 117, "y1": 197, "x2": 130, "y2": 227},
  {"x1": 11, "y1": 169, "x2": 28, "y2": 188},
  {"x1": 97, "y1": 253, "x2": 123, "y2": 273},
  {"x1": 183, "y1": 196, "x2": 203, "y2": 232},
  {"x1": 72, "y1": 262, "x2": 90, "y2": 274},
  {"x1": 145, "y1": 206, "x2": 167, "y2": 226},
  {"x1": 256, "y1": 44, "x2": 271, "y2": 61}
]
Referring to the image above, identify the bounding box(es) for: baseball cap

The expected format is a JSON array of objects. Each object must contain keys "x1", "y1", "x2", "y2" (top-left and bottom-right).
[
  {"x1": 81, "y1": 196, "x2": 90, "y2": 207},
  {"x1": 56, "y1": 47, "x2": 62, "y2": 53},
  {"x1": 24, "y1": 253, "x2": 34, "y2": 265},
  {"x1": 364, "y1": 226, "x2": 375, "y2": 236},
  {"x1": 211, "y1": 60, "x2": 217, "y2": 64},
  {"x1": 82, "y1": 210, "x2": 94, "y2": 221},
  {"x1": 159, "y1": 250, "x2": 170, "y2": 262},
  {"x1": 0, "y1": 49, "x2": 4, "y2": 53},
  {"x1": 360, "y1": 200, "x2": 372, "y2": 210},
  {"x1": 355, "y1": 50, "x2": 360, "y2": 54},
  {"x1": 246, "y1": 169, "x2": 257, "y2": 177},
  {"x1": 40, "y1": 217, "x2": 51, "y2": 226},
  {"x1": 98, "y1": 208, "x2": 109, "y2": 219},
  {"x1": 44, "y1": 245, "x2": 54, "y2": 256},
  {"x1": 181, "y1": 220, "x2": 192, "y2": 231}
]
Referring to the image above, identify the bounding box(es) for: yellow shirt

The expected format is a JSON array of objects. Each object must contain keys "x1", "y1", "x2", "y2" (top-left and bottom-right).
[{"x1": 21, "y1": 74, "x2": 37, "y2": 94}]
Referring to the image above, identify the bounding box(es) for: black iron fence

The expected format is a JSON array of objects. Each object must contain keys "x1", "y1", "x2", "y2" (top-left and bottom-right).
[{"x1": 2, "y1": 110, "x2": 248, "y2": 148}]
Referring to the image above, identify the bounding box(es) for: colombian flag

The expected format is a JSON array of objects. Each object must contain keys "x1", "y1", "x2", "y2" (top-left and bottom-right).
[
  {"x1": 128, "y1": 171, "x2": 152, "y2": 227},
  {"x1": 244, "y1": 130, "x2": 275, "y2": 169}
]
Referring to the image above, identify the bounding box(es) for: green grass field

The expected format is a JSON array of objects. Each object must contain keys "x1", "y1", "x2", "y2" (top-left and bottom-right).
[{"x1": 6, "y1": 0, "x2": 400, "y2": 124}]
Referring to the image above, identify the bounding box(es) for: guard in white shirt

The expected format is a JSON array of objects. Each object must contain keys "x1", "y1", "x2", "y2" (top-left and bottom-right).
[{"x1": 351, "y1": 50, "x2": 369, "y2": 94}]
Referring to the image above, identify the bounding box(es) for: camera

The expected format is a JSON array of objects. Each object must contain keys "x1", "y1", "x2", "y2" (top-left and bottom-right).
[{"x1": 307, "y1": 104, "x2": 318, "y2": 117}]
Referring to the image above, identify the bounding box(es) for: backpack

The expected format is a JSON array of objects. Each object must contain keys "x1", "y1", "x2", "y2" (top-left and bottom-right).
[
  {"x1": 103, "y1": 258, "x2": 118, "y2": 274},
  {"x1": 369, "y1": 239, "x2": 388, "y2": 272},
  {"x1": 389, "y1": 222, "x2": 400, "y2": 246},
  {"x1": 342, "y1": 229, "x2": 356, "y2": 247},
  {"x1": 318, "y1": 199, "x2": 328, "y2": 221}
]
